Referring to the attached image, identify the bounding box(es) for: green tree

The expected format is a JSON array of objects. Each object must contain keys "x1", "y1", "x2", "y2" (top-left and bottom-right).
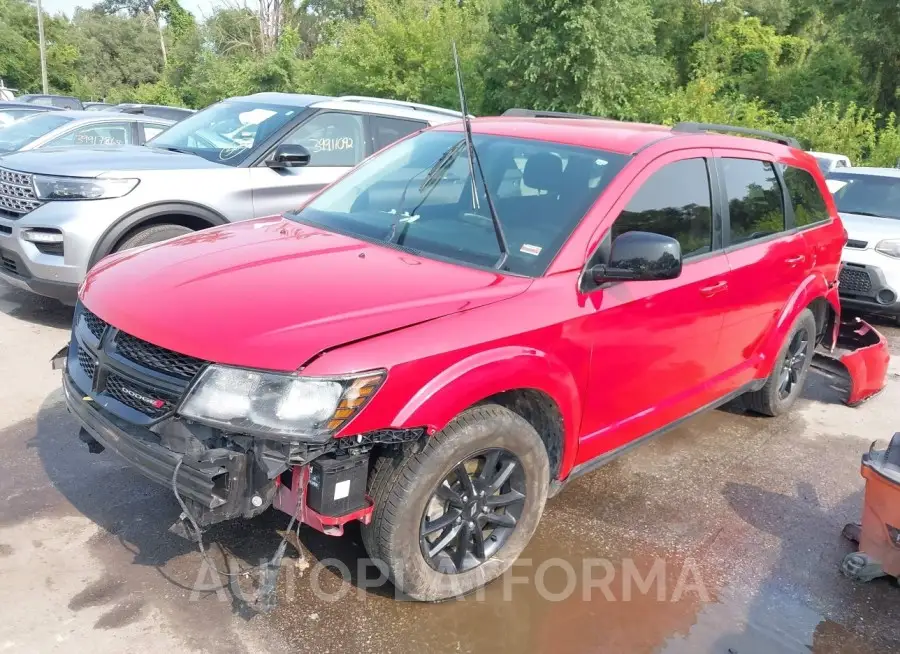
[
  {"x1": 303, "y1": 0, "x2": 491, "y2": 111},
  {"x1": 482, "y1": 0, "x2": 671, "y2": 119}
]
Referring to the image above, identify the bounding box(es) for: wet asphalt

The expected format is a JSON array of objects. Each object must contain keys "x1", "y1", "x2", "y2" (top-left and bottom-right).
[{"x1": 0, "y1": 280, "x2": 899, "y2": 653}]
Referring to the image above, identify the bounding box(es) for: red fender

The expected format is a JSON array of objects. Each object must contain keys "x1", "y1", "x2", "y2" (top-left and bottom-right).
[{"x1": 393, "y1": 346, "x2": 583, "y2": 479}]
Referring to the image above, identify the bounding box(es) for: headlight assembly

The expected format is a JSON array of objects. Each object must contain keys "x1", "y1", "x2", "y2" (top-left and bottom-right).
[
  {"x1": 33, "y1": 175, "x2": 139, "y2": 200},
  {"x1": 875, "y1": 239, "x2": 900, "y2": 258},
  {"x1": 178, "y1": 365, "x2": 384, "y2": 441}
]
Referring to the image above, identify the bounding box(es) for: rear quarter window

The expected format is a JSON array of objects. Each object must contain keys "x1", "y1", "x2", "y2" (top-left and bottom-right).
[{"x1": 781, "y1": 165, "x2": 829, "y2": 227}]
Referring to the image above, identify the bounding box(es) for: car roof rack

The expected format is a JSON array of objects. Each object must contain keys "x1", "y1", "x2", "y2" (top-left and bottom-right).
[
  {"x1": 672, "y1": 122, "x2": 800, "y2": 148},
  {"x1": 337, "y1": 96, "x2": 463, "y2": 118},
  {"x1": 502, "y1": 108, "x2": 603, "y2": 120}
]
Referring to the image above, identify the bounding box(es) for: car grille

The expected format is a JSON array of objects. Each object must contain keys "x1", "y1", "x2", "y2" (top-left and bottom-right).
[
  {"x1": 839, "y1": 265, "x2": 872, "y2": 294},
  {"x1": 0, "y1": 168, "x2": 42, "y2": 218},
  {"x1": 74, "y1": 303, "x2": 210, "y2": 422},
  {"x1": 104, "y1": 372, "x2": 177, "y2": 419},
  {"x1": 846, "y1": 239, "x2": 868, "y2": 249},
  {"x1": 81, "y1": 309, "x2": 108, "y2": 340},
  {"x1": 77, "y1": 347, "x2": 97, "y2": 380},
  {"x1": 114, "y1": 331, "x2": 206, "y2": 380}
]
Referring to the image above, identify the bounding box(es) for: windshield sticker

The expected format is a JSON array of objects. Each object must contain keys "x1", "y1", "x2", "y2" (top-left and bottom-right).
[{"x1": 520, "y1": 244, "x2": 542, "y2": 256}]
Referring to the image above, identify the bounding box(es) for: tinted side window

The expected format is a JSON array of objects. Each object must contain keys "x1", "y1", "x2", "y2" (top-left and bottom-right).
[
  {"x1": 371, "y1": 116, "x2": 425, "y2": 151},
  {"x1": 781, "y1": 165, "x2": 829, "y2": 226},
  {"x1": 284, "y1": 112, "x2": 365, "y2": 166},
  {"x1": 612, "y1": 158, "x2": 713, "y2": 258},
  {"x1": 721, "y1": 158, "x2": 785, "y2": 245}
]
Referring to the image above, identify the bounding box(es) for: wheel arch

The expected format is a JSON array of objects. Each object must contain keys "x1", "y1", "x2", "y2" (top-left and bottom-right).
[
  {"x1": 391, "y1": 347, "x2": 582, "y2": 481},
  {"x1": 88, "y1": 202, "x2": 229, "y2": 268},
  {"x1": 758, "y1": 272, "x2": 839, "y2": 375}
]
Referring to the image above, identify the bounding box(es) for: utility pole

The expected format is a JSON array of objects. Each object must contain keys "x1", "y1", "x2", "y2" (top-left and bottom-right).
[{"x1": 35, "y1": 0, "x2": 49, "y2": 94}]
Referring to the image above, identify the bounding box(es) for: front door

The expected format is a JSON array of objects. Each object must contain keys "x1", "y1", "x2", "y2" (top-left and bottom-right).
[
  {"x1": 577, "y1": 152, "x2": 731, "y2": 463},
  {"x1": 250, "y1": 111, "x2": 367, "y2": 217}
]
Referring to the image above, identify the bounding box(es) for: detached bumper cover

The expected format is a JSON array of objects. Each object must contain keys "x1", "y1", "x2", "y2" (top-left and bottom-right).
[{"x1": 813, "y1": 318, "x2": 890, "y2": 406}]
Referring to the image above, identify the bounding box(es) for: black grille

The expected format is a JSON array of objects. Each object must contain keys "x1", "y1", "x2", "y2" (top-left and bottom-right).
[
  {"x1": 0, "y1": 225, "x2": 10, "y2": 235},
  {"x1": 1, "y1": 252, "x2": 17, "y2": 275},
  {"x1": 114, "y1": 331, "x2": 206, "y2": 380},
  {"x1": 840, "y1": 266, "x2": 872, "y2": 294},
  {"x1": 81, "y1": 309, "x2": 108, "y2": 340},
  {"x1": 104, "y1": 372, "x2": 176, "y2": 418},
  {"x1": 846, "y1": 239, "x2": 868, "y2": 249},
  {"x1": 77, "y1": 347, "x2": 97, "y2": 380}
]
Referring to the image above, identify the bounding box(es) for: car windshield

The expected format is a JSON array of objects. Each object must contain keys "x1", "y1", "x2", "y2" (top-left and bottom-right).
[
  {"x1": 286, "y1": 130, "x2": 628, "y2": 276},
  {"x1": 828, "y1": 172, "x2": 900, "y2": 220},
  {"x1": 147, "y1": 100, "x2": 303, "y2": 166},
  {"x1": 0, "y1": 113, "x2": 72, "y2": 152}
]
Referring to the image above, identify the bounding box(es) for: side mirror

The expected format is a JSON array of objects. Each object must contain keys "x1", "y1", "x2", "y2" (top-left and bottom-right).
[
  {"x1": 266, "y1": 143, "x2": 311, "y2": 169},
  {"x1": 590, "y1": 231, "x2": 682, "y2": 284}
]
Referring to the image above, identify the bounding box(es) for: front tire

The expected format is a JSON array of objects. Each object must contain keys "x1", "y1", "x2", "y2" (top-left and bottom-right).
[
  {"x1": 361, "y1": 405, "x2": 549, "y2": 601},
  {"x1": 744, "y1": 308, "x2": 816, "y2": 416},
  {"x1": 115, "y1": 223, "x2": 193, "y2": 252}
]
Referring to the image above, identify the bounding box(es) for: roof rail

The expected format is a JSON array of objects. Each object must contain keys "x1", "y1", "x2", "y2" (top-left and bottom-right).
[
  {"x1": 672, "y1": 122, "x2": 800, "y2": 148},
  {"x1": 337, "y1": 96, "x2": 463, "y2": 118},
  {"x1": 502, "y1": 108, "x2": 603, "y2": 120}
]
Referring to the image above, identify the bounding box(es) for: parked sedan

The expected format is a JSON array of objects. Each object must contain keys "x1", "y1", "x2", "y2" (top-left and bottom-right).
[
  {"x1": 828, "y1": 167, "x2": 900, "y2": 316},
  {"x1": 0, "y1": 111, "x2": 172, "y2": 154}
]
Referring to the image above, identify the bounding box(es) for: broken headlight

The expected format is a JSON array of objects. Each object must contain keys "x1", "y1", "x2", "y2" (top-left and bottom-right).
[{"x1": 179, "y1": 365, "x2": 384, "y2": 441}]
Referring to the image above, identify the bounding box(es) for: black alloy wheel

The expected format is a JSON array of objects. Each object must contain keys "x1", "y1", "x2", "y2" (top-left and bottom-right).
[
  {"x1": 420, "y1": 448, "x2": 526, "y2": 574},
  {"x1": 777, "y1": 327, "x2": 811, "y2": 400}
]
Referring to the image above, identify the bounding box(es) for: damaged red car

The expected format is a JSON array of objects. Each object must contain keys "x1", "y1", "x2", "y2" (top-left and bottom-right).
[{"x1": 59, "y1": 112, "x2": 888, "y2": 601}]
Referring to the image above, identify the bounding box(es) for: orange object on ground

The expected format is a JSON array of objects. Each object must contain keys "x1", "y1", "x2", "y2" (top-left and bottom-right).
[{"x1": 842, "y1": 433, "x2": 900, "y2": 582}]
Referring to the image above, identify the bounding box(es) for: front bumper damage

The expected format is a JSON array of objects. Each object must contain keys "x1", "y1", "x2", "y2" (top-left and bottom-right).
[
  {"x1": 60, "y1": 365, "x2": 384, "y2": 536},
  {"x1": 812, "y1": 317, "x2": 891, "y2": 406}
]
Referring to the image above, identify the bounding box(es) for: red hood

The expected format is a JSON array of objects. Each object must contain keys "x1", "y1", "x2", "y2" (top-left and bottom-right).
[{"x1": 81, "y1": 217, "x2": 530, "y2": 371}]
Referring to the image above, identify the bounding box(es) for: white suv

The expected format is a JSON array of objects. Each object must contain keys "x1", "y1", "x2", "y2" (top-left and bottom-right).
[
  {"x1": 0, "y1": 93, "x2": 461, "y2": 303},
  {"x1": 829, "y1": 167, "x2": 900, "y2": 316}
]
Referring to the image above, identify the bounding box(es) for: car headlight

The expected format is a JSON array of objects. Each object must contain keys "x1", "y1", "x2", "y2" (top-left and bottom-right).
[
  {"x1": 32, "y1": 175, "x2": 138, "y2": 200},
  {"x1": 875, "y1": 239, "x2": 900, "y2": 258},
  {"x1": 179, "y1": 365, "x2": 384, "y2": 441}
]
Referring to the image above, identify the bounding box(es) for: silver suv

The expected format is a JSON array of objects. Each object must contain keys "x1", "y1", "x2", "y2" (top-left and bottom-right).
[{"x1": 0, "y1": 93, "x2": 461, "y2": 303}]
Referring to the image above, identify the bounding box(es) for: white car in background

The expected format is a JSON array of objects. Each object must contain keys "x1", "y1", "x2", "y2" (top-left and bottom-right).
[
  {"x1": 809, "y1": 151, "x2": 851, "y2": 176},
  {"x1": 828, "y1": 167, "x2": 900, "y2": 317}
]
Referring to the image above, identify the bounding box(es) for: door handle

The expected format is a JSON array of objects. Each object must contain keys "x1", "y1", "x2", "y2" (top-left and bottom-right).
[
  {"x1": 700, "y1": 281, "x2": 728, "y2": 297},
  {"x1": 784, "y1": 255, "x2": 806, "y2": 267}
]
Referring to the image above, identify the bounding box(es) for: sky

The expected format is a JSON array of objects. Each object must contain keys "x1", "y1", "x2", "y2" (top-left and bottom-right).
[{"x1": 38, "y1": 0, "x2": 254, "y2": 19}]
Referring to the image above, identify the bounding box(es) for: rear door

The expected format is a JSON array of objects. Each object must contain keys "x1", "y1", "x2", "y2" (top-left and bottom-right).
[
  {"x1": 577, "y1": 151, "x2": 732, "y2": 461},
  {"x1": 250, "y1": 111, "x2": 368, "y2": 217},
  {"x1": 713, "y1": 153, "x2": 811, "y2": 389}
]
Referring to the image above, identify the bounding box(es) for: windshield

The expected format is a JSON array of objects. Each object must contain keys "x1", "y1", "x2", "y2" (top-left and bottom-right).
[
  {"x1": 148, "y1": 100, "x2": 303, "y2": 166},
  {"x1": 286, "y1": 130, "x2": 628, "y2": 276},
  {"x1": 828, "y1": 172, "x2": 900, "y2": 220},
  {"x1": 0, "y1": 113, "x2": 72, "y2": 152}
]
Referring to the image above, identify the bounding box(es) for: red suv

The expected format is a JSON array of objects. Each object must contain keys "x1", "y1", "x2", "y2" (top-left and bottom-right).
[{"x1": 64, "y1": 113, "x2": 855, "y2": 600}]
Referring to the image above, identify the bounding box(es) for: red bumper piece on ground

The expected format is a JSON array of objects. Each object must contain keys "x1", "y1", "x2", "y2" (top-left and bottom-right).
[
  {"x1": 272, "y1": 465, "x2": 374, "y2": 537},
  {"x1": 813, "y1": 317, "x2": 890, "y2": 406}
]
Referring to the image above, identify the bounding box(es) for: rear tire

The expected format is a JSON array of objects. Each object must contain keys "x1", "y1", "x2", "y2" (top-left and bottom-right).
[
  {"x1": 744, "y1": 308, "x2": 816, "y2": 416},
  {"x1": 115, "y1": 223, "x2": 193, "y2": 251},
  {"x1": 361, "y1": 405, "x2": 549, "y2": 601}
]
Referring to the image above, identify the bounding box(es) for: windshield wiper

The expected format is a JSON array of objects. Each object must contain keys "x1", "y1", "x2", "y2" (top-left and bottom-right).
[
  {"x1": 153, "y1": 145, "x2": 199, "y2": 156},
  {"x1": 452, "y1": 42, "x2": 509, "y2": 270}
]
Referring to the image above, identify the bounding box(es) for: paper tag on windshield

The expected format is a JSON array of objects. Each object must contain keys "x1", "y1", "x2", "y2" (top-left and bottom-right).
[{"x1": 520, "y1": 244, "x2": 542, "y2": 256}]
